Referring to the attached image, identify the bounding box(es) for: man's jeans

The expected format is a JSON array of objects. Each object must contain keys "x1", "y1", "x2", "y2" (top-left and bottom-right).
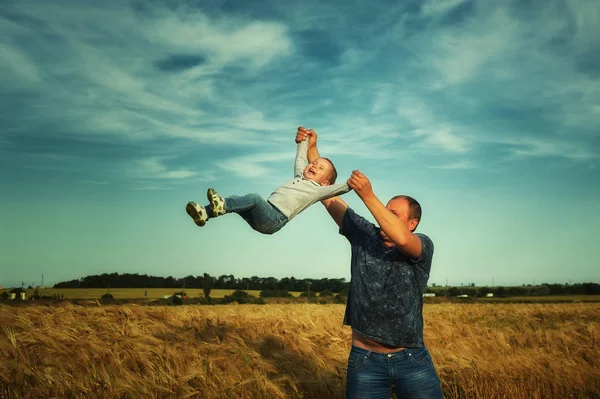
[
  {"x1": 224, "y1": 194, "x2": 288, "y2": 235},
  {"x1": 346, "y1": 346, "x2": 444, "y2": 399}
]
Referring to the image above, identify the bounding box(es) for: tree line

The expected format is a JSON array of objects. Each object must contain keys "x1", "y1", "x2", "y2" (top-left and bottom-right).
[
  {"x1": 53, "y1": 273, "x2": 349, "y2": 293},
  {"x1": 427, "y1": 282, "x2": 600, "y2": 297},
  {"x1": 50, "y1": 273, "x2": 600, "y2": 297}
]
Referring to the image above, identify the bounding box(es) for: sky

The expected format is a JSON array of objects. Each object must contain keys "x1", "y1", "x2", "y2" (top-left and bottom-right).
[{"x1": 1, "y1": 0, "x2": 599, "y2": 288}]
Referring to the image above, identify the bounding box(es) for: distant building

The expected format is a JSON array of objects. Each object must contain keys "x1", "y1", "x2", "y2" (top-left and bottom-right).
[
  {"x1": 457, "y1": 294, "x2": 468, "y2": 298},
  {"x1": 423, "y1": 293, "x2": 436, "y2": 297},
  {"x1": 486, "y1": 293, "x2": 494, "y2": 297}
]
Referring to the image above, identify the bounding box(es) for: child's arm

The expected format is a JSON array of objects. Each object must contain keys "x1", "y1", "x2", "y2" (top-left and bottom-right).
[
  {"x1": 296, "y1": 127, "x2": 320, "y2": 162},
  {"x1": 294, "y1": 140, "x2": 309, "y2": 177},
  {"x1": 316, "y1": 182, "x2": 352, "y2": 201}
]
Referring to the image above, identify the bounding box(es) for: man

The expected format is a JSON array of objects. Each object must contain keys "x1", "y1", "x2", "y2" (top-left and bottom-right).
[{"x1": 296, "y1": 127, "x2": 444, "y2": 399}]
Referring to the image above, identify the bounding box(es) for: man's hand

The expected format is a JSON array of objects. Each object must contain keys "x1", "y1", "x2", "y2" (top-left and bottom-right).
[
  {"x1": 347, "y1": 170, "x2": 374, "y2": 200},
  {"x1": 295, "y1": 126, "x2": 318, "y2": 147}
]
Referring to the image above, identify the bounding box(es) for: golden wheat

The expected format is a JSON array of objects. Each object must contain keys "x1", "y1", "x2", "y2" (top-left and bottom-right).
[{"x1": 1, "y1": 303, "x2": 598, "y2": 398}]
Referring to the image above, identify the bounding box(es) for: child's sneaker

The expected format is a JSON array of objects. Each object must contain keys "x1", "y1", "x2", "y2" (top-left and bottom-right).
[
  {"x1": 186, "y1": 202, "x2": 209, "y2": 227},
  {"x1": 207, "y1": 188, "x2": 226, "y2": 217}
]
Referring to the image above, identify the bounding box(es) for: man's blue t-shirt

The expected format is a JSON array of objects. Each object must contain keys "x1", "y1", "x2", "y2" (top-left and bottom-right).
[{"x1": 340, "y1": 208, "x2": 434, "y2": 348}]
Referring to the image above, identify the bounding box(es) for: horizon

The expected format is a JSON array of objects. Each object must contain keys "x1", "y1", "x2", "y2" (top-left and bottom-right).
[{"x1": 1, "y1": 0, "x2": 599, "y2": 288}]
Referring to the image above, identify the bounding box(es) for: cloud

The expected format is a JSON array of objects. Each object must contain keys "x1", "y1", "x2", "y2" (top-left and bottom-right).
[
  {"x1": 428, "y1": 160, "x2": 474, "y2": 170},
  {"x1": 217, "y1": 151, "x2": 294, "y2": 178},
  {"x1": 154, "y1": 54, "x2": 208, "y2": 73},
  {"x1": 396, "y1": 100, "x2": 471, "y2": 154},
  {"x1": 414, "y1": 128, "x2": 470, "y2": 153},
  {"x1": 1, "y1": 0, "x2": 599, "y2": 194},
  {"x1": 0, "y1": 43, "x2": 41, "y2": 84},
  {"x1": 136, "y1": 157, "x2": 200, "y2": 180},
  {"x1": 420, "y1": 0, "x2": 469, "y2": 17},
  {"x1": 0, "y1": 2, "x2": 294, "y2": 146},
  {"x1": 505, "y1": 137, "x2": 598, "y2": 162},
  {"x1": 84, "y1": 180, "x2": 109, "y2": 185}
]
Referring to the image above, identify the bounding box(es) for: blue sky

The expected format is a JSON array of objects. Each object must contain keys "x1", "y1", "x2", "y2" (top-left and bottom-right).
[{"x1": 1, "y1": 0, "x2": 599, "y2": 288}]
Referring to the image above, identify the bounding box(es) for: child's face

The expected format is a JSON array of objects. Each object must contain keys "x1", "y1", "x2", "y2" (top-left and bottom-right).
[{"x1": 303, "y1": 158, "x2": 333, "y2": 186}]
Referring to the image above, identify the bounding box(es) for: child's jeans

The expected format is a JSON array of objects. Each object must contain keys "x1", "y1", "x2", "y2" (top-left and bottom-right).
[{"x1": 222, "y1": 194, "x2": 288, "y2": 235}]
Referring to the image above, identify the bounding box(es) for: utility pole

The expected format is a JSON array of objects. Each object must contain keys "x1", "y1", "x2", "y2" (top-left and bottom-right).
[{"x1": 42, "y1": 273, "x2": 44, "y2": 288}]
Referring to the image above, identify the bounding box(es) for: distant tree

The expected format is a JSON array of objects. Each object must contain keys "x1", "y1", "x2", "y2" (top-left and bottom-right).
[
  {"x1": 203, "y1": 273, "x2": 212, "y2": 299},
  {"x1": 260, "y1": 289, "x2": 293, "y2": 298},
  {"x1": 222, "y1": 290, "x2": 263, "y2": 304}
]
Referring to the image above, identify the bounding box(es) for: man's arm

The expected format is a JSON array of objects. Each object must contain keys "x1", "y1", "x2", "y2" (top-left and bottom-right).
[
  {"x1": 347, "y1": 170, "x2": 422, "y2": 259},
  {"x1": 321, "y1": 196, "x2": 349, "y2": 228}
]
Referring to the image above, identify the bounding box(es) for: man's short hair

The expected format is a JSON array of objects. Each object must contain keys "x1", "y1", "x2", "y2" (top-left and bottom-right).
[
  {"x1": 391, "y1": 195, "x2": 422, "y2": 229},
  {"x1": 322, "y1": 157, "x2": 338, "y2": 184}
]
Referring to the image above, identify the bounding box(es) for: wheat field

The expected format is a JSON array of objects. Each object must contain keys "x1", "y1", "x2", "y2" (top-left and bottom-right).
[{"x1": 1, "y1": 302, "x2": 598, "y2": 398}]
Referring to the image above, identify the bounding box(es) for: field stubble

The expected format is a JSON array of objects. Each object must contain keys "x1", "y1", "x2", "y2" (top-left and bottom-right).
[{"x1": 1, "y1": 303, "x2": 598, "y2": 398}]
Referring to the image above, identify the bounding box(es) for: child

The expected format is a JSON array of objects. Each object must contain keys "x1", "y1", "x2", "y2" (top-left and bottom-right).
[{"x1": 186, "y1": 129, "x2": 351, "y2": 234}]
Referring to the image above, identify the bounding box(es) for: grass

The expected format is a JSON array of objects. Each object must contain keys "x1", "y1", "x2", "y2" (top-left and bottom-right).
[{"x1": 1, "y1": 302, "x2": 599, "y2": 398}]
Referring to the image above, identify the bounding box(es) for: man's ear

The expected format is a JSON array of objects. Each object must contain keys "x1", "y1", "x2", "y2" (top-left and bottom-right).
[{"x1": 409, "y1": 219, "x2": 418, "y2": 232}]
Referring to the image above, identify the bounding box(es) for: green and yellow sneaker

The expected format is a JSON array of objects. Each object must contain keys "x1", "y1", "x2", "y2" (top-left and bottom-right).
[
  {"x1": 186, "y1": 202, "x2": 209, "y2": 227},
  {"x1": 207, "y1": 188, "x2": 225, "y2": 217}
]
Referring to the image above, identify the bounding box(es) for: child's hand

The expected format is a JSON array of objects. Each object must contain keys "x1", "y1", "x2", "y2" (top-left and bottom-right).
[
  {"x1": 295, "y1": 126, "x2": 309, "y2": 143},
  {"x1": 295, "y1": 127, "x2": 318, "y2": 147},
  {"x1": 348, "y1": 170, "x2": 373, "y2": 199}
]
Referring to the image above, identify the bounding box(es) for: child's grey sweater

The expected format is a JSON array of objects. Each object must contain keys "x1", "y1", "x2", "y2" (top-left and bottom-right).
[{"x1": 267, "y1": 140, "x2": 351, "y2": 221}]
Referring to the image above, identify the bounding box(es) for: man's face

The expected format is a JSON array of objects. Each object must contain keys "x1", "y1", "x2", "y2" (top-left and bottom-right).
[
  {"x1": 379, "y1": 197, "x2": 418, "y2": 247},
  {"x1": 303, "y1": 158, "x2": 332, "y2": 186}
]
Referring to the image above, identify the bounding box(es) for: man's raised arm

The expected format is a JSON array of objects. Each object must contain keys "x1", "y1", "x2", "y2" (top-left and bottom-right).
[{"x1": 347, "y1": 170, "x2": 423, "y2": 259}]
